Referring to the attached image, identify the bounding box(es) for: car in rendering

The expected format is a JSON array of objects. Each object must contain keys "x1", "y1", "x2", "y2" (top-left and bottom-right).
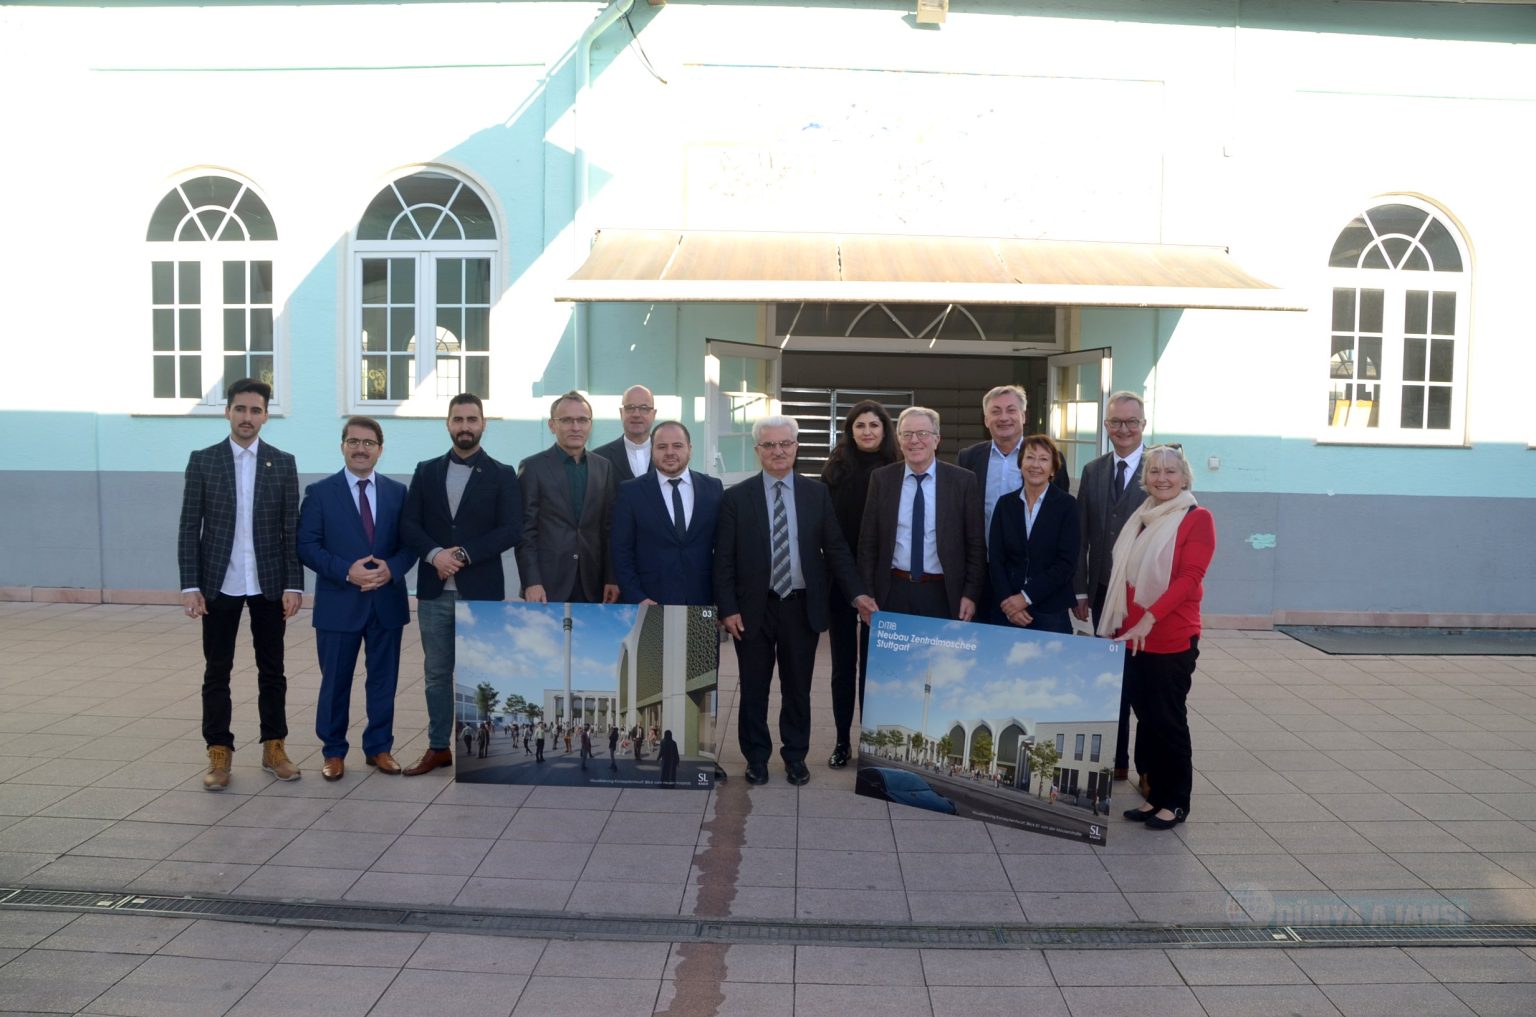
[{"x1": 855, "y1": 766, "x2": 958, "y2": 815}]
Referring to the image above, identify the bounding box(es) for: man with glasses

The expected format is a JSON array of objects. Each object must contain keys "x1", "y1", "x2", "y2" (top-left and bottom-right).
[
  {"x1": 594, "y1": 384, "x2": 657, "y2": 482},
  {"x1": 858, "y1": 407, "x2": 987, "y2": 622},
  {"x1": 400, "y1": 392, "x2": 524, "y2": 776},
  {"x1": 516, "y1": 390, "x2": 620, "y2": 604},
  {"x1": 715, "y1": 416, "x2": 875, "y2": 785},
  {"x1": 1073, "y1": 390, "x2": 1147, "y2": 781},
  {"x1": 297, "y1": 417, "x2": 414, "y2": 781}
]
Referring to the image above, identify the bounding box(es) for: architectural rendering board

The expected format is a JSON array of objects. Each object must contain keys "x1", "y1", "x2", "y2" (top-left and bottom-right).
[
  {"x1": 452, "y1": 601, "x2": 721, "y2": 790},
  {"x1": 860, "y1": 612, "x2": 1123, "y2": 845}
]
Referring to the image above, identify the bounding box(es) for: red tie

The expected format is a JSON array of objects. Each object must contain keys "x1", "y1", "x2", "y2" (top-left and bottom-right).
[{"x1": 357, "y1": 479, "x2": 375, "y2": 545}]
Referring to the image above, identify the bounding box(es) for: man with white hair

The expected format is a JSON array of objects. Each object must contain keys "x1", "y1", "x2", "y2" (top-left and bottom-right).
[{"x1": 714, "y1": 416, "x2": 876, "y2": 786}]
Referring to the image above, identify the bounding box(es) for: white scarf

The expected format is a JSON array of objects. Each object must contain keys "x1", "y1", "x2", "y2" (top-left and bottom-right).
[{"x1": 1096, "y1": 490, "x2": 1198, "y2": 638}]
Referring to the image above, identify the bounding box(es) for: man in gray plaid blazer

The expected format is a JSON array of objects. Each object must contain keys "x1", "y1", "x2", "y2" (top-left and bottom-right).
[{"x1": 178, "y1": 378, "x2": 304, "y2": 791}]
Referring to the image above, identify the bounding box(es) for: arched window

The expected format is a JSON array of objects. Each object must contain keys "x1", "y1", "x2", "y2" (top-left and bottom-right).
[
  {"x1": 148, "y1": 175, "x2": 277, "y2": 402},
  {"x1": 1326, "y1": 198, "x2": 1470, "y2": 444},
  {"x1": 351, "y1": 170, "x2": 498, "y2": 406}
]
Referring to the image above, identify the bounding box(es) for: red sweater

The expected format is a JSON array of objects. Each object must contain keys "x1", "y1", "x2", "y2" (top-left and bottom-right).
[{"x1": 1114, "y1": 507, "x2": 1216, "y2": 654}]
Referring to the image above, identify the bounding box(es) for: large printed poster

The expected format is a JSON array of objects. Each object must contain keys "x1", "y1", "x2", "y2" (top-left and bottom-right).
[
  {"x1": 860, "y1": 612, "x2": 1123, "y2": 845},
  {"x1": 453, "y1": 602, "x2": 720, "y2": 790}
]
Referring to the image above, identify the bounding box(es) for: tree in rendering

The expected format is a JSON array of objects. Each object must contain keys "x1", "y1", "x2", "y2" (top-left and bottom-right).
[
  {"x1": 1028, "y1": 741, "x2": 1061, "y2": 798},
  {"x1": 473, "y1": 682, "x2": 499, "y2": 721}
]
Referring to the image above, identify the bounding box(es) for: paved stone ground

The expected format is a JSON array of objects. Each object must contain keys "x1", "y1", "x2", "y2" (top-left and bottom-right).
[{"x1": 1, "y1": 602, "x2": 1535, "y2": 1015}]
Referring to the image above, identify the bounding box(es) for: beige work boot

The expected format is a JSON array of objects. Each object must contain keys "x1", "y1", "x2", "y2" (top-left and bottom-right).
[
  {"x1": 203, "y1": 745, "x2": 232, "y2": 792},
  {"x1": 261, "y1": 739, "x2": 301, "y2": 781}
]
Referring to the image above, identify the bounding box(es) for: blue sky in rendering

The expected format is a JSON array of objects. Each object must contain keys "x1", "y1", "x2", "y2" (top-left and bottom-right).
[
  {"x1": 863, "y1": 612, "x2": 1123, "y2": 733},
  {"x1": 455, "y1": 601, "x2": 638, "y2": 706}
]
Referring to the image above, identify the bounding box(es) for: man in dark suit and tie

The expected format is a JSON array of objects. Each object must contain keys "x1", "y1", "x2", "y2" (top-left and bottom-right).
[
  {"x1": 714, "y1": 416, "x2": 876, "y2": 786},
  {"x1": 399, "y1": 392, "x2": 524, "y2": 776},
  {"x1": 297, "y1": 416, "x2": 415, "y2": 782},
  {"x1": 593, "y1": 384, "x2": 657, "y2": 483},
  {"x1": 178, "y1": 377, "x2": 303, "y2": 791},
  {"x1": 516, "y1": 390, "x2": 619, "y2": 604},
  {"x1": 610, "y1": 421, "x2": 722, "y2": 605},
  {"x1": 1073, "y1": 390, "x2": 1147, "y2": 780},
  {"x1": 859, "y1": 407, "x2": 987, "y2": 622}
]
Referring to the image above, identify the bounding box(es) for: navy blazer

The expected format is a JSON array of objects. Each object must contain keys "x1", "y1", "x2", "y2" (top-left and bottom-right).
[
  {"x1": 714, "y1": 473, "x2": 864, "y2": 638},
  {"x1": 400, "y1": 451, "x2": 523, "y2": 601},
  {"x1": 297, "y1": 470, "x2": 413, "y2": 632},
  {"x1": 988, "y1": 484, "x2": 1081, "y2": 615},
  {"x1": 610, "y1": 470, "x2": 723, "y2": 605},
  {"x1": 177, "y1": 439, "x2": 302, "y2": 600}
]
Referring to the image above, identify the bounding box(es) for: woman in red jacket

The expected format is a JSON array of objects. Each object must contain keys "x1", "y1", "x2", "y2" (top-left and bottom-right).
[{"x1": 1097, "y1": 444, "x2": 1216, "y2": 831}]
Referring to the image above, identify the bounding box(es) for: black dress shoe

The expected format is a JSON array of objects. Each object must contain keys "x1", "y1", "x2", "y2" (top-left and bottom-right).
[
  {"x1": 785, "y1": 760, "x2": 810, "y2": 786},
  {"x1": 827, "y1": 744, "x2": 851, "y2": 768},
  {"x1": 744, "y1": 763, "x2": 770, "y2": 785},
  {"x1": 1123, "y1": 806, "x2": 1155, "y2": 822},
  {"x1": 1144, "y1": 809, "x2": 1187, "y2": 830}
]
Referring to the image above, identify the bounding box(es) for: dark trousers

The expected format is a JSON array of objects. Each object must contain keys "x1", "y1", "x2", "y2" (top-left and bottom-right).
[
  {"x1": 1091, "y1": 584, "x2": 1134, "y2": 772},
  {"x1": 201, "y1": 593, "x2": 288, "y2": 749},
  {"x1": 734, "y1": 591, "x2": 819, "y2": 766},
  {"x1": 314, "y1": 617, "x2": 401, "y2": 758},
  {"x1": 827, "y1": 595, "x2": 871, "y2": 747},
  {"x1": 1126, "y1": 637, "x2": 1199, "y2": 815},
  {"x1": 1023, "y1": 609, "x2": 1073, "y2": 634},
  {"x1": 882, "y1": 576, "x2": 951, "y2": 619}
]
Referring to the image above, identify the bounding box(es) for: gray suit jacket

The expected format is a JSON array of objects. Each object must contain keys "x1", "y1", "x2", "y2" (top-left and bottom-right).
[
  {"x1": 858, "y1": 459, "x2": 987, "y2": 620},
  {"x1": 1073, "y1": 449, "x2": 1146, "y2": 599},
  {"x1": 515, "y1": 444, "x2": 618, "y2": 601}
]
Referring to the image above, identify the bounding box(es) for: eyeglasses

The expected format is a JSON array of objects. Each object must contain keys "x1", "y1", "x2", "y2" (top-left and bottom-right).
[
  {"x1": 898, "y1": 430, "x2": 938, "y2": 442},
  {"x1": 343, "y1": 438, "x2": 380, "y2": 449},
  {"x1": 756, "y1": 440, "x2": 798, "y2": 451},
  {"x1": 621, "y1": 404, "x2": 654, "y2": 414},
  {"x1": 1105, "y1": 418, "x2": 1144, "y2": 430},
  {"x1": 555, "y1": 416, "x2": 592, "y2": 427}
]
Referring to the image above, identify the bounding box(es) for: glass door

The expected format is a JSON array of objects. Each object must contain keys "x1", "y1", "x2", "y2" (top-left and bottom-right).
[
  {"x1": 1047, "y1": 348, "x2": 1112, "y2": 484},
  {"x1": 705, "y1": 338, "x2": 782, "y2": 486}
]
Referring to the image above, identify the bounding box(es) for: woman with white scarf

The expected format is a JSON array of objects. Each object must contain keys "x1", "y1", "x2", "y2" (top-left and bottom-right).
[{"x1": 1097, "y1": 445, "x2": 1216, "y2": 831}]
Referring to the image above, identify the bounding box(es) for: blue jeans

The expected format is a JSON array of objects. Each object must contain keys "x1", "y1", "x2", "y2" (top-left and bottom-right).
[{"x1": 417, "y1": 592, "x2": 457, "y2": 750}]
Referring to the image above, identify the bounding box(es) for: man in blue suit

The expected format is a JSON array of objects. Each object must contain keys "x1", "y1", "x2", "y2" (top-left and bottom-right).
[
  {"x1": 611, "y1": 421, "x2": 722, "y2": 605},
  {"x1": 297, "y1": 417, "x2": 415, "y2": 782}
]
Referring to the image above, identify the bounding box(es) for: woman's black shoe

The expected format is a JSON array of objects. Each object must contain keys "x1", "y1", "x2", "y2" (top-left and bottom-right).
[
  {"x1": 1144, "y1": 809, "x2": 1187, "y2": 830},
  {"x1": 1123, "y1": 806, "x2": 1155, "y2": 821}
]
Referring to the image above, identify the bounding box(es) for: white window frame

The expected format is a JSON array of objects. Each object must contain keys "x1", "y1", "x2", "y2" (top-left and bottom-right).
[
  {"x1": 142, "y1": 173, "x2": 284, "y2": 416},
  {"x1": 346, "y1": 169, "x2": 500, "y2": 417},
  {"x1": 1319, "y1": 196, "x2": 1471, "y2": 447}
]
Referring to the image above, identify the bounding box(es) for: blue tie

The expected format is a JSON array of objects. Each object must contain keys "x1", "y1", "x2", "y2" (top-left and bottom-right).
[{"x1": 910, "y1": 472, "x2": 928, "y2": 579}]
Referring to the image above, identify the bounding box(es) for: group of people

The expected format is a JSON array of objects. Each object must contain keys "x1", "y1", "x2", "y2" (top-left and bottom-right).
[{"x1": 178, "y1": 377, "x2": 1212, "y2": 831}]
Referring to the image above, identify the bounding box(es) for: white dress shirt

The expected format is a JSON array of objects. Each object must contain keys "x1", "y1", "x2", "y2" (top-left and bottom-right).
[
  {"x1": 656, "y1": 469, "x2": 693, "y2": 530},
  {"x1": 219, "y1": 437, "x2": 262, "y2": 597},
  {"x1": 893, "y1": 463, "x2": 942, "y2": 575},
  {"x1": 624, "y1": 437, "x2": 651, "y2": 478}
]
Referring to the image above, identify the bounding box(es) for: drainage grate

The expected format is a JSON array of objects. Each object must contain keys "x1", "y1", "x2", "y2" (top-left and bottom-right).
[{"x1": 4, "y1": 886, "x2": 1534, "y2": 950}]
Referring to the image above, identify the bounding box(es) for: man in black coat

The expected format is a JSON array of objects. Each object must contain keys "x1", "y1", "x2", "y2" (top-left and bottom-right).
[
  {"x1": 592, "y1": 384, "x2": 657, "y2": 482},
  {"x1": 399, "y1": 392, "x2": 523, "y2": 776},
  {"x1": 714, "y1": 416, "x2": 876, "y2": 786}
]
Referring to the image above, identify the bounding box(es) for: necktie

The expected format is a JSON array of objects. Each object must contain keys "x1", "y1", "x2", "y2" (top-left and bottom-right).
[
  {"x1": 1113, "y1": 459, "x2": 1127, "y2": 501},
  {"x1": 910, "y1": 472, "x2": 928, "y2": 579},
  {"x1": 770, "y1": 481, "x2": 792, "y2": 597},
  {"x1": 357, "y1": 479, "x2": 375, "y2": 545},
  {"x1": 668, "y1": 478, "x2": 687, "y2": 540}
]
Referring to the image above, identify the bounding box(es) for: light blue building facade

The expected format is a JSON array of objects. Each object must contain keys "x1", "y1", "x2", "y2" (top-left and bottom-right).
[{"x1": 0, "y1": 0, "x2": 1531, "y2": 624}]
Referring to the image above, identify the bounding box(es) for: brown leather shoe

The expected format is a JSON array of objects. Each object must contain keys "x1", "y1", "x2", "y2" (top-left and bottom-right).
[
  {"x1": 261, "y1": 739, "x2": 301, "y2": 782},
  {"x1": 321, "y1": 757, "x2": 345, "y2": 782},
  {"x1": 402, "y1": 747, "x2": 452, "y2": 776},
  {"x1": 366, "y1": 751, "x2": 402, "y2": 775},
  {"x1": 203, "y1": 745, "x2": 232, "y2": 792}
]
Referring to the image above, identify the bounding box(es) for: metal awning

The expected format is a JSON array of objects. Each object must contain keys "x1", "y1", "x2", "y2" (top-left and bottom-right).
[{"x1": 554, "y1": 229, "x2": 1306, "y2": 311}]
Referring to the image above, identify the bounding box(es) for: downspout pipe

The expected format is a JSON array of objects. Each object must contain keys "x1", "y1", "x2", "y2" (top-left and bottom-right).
[{"x1": 572, "y1": 0, "x2": 635, "y2": 391}]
